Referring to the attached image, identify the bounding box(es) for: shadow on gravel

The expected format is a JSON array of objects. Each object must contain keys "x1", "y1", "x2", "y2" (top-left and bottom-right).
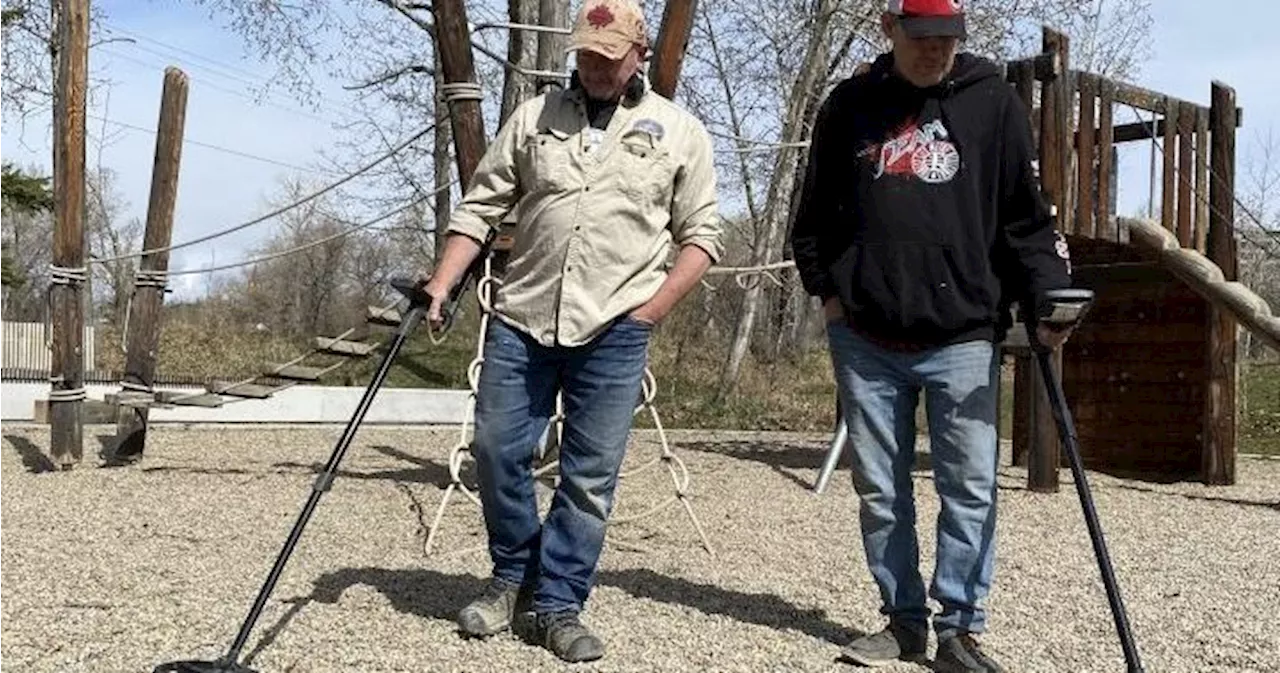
[
  {"x1": 596, "y1": 568, "x2": 859, "y2": 646},
  {"x1": 3, "y1": 433, "x2": 55, "y2": 473},
  {"x1": 675, "y1": 440, "x2": 828, "y2": 490},
  {"x1": 242, "y1": 566, "x2": 863, "y2": 665},
  {"x1": 678, "y1": 439, "x2": 942, "y2": 492},
  {"x1": 1108, "y1": 483, "x2": 1280, "y2": 512},
  {"x1": 269, "y1": 445, "x2": 468, "y2": 488},
  {"x1": 242, "y1": 567, "x2": 487, "y2": 666}
]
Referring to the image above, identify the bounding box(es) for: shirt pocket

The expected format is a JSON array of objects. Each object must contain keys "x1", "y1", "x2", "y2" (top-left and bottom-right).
[
  {"x1": 616, "y1": 137, "x2": 673, "y2": 207},
  {"x1": 525, "y1": 129, "x2": 575, "y2": 192}
]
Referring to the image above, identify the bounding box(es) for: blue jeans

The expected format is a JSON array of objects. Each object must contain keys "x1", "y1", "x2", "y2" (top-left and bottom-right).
[
  {"x1": 472, "y1": 316, "x2": 651, "y2": 614},
  {"x1": 826, "y1": 322, "x2": 1000, "y2": 639}
]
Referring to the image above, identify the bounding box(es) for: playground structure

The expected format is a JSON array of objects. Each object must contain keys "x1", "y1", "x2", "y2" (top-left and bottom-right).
[
  {"x1": 34, "y1": 3, "x2": 1276, "y2": 496},
  {"x1": 995, "y1": 28, "x2": 1275, "y2": 489},
  {"x1": 816, "y1": 28, "x2": 1277, "y2": 492}
]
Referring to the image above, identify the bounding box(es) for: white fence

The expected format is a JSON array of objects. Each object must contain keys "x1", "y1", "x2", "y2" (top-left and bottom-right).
[
  {"x1": 1, "y1": 321, "x2": 96, "y2": 370},
  {"x1": 1, "y1": 381, "x2": 471, "y2": 424}
]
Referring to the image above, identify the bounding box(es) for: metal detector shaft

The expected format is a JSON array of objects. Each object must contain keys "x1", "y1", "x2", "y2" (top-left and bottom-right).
[
  {"x1": 1034, "y1": 348, "x2": 1144, "y2": 673},
  {"x1": 217, "y1": 304, "x2": 425, "y2": 666}
]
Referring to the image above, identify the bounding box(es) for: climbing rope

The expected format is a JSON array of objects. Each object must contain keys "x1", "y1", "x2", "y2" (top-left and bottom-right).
[{"x1": 423, "y1": 256, "x2": 715, "y2": 557}]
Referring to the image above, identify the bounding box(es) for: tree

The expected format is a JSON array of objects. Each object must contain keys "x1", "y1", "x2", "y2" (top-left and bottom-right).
[
  {"x1": 1, "y1": 162, "x2": 54, "y2": 293},
  {"x1": 85, "y1": 166, "x2": 141, "y2": 327},
  {"x1": 1236, "y1": 128, "x2": 1280, "y2": 358}
]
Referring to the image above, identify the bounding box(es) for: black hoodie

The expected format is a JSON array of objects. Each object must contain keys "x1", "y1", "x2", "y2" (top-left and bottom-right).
[{"x1": 790, "y1": 52, "x2": 1072, "y2": 349}]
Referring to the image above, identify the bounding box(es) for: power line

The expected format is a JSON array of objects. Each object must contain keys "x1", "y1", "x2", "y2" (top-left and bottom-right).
[
  {"x1": 97, "y1": 47, "x2": 345, "y2": 127},
  {"x1": 99, "y1": 21, "x2": 367, "y2": 121},
  {"x1": 168, "y1": 180, "x2": 455, "y2": 277},
  {"x1": 87, "y1": 114, "x2": 330, "y2": 175},
  {"x1": 90, "y1": 122, "x2": 438, "y2": 264}
]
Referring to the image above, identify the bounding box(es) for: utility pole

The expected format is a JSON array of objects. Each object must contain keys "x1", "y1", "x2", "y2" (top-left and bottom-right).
[
  {"x1": 107, "y1": 67, "x2": 189, "y2": 464},
  {"x1": 649, "y1": 0, "x2": 697, "y2": 99},
  {"x1": 49, "y1": 0, "x2": 90, "y2": 468},
  {"x1": 431, "y1": 0, "x2": 488, "y2": 190}
]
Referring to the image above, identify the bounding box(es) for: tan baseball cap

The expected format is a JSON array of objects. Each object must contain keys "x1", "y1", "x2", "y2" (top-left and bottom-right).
[{"x1": 566, "y1": 0, "x2": 649, "y2": 61}]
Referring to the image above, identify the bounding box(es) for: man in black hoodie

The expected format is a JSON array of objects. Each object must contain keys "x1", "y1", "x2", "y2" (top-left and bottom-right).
[{"x1": 790, "y1": 2, "x2": 1075, "y2": 671}]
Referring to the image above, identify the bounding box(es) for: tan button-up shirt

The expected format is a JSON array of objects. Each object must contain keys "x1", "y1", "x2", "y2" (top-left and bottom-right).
[{"x1": 445, "y1": 83, "x2": 723, "y2": 347}]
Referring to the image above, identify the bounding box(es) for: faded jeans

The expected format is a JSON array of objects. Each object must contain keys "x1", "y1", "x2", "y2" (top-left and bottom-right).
[
  {"x1": 473, "y1": 316, "x2": 651, "y2": 614},
  {"x1": 827, "y1": 321, "x2": 1001, "y2": 638}
]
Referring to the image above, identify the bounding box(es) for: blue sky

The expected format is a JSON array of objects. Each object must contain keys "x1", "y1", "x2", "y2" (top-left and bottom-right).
[{"x1": 2, "y1": 0, "x2": 1277, "y2": 300}]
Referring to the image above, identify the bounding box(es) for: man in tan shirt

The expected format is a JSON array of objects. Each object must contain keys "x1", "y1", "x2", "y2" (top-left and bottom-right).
[{"x1": 421, "y1": 0, "x2": 721, "y2": 662}]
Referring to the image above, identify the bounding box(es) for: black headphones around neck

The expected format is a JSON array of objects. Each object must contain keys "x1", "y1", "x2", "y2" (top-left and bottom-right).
[{"x1": 569, "y1": 70, "x2": 646, "y2": 104}]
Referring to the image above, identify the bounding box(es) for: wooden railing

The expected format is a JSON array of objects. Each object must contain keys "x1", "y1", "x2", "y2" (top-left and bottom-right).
[{"x1": 1003, "y1": 29, "x2": 1241, "y2": 262}]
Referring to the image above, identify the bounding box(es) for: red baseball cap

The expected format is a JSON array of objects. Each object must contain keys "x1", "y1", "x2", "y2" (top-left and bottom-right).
[{"x1": 887, "y1": 0, "x2": 967, "y2": 39}]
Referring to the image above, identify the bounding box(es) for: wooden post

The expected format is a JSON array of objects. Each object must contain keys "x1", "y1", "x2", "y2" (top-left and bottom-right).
[
  {"x1": 1161, "y1": 97, "x2": 1178, "y2": 233},
  {"x1": 1194, "y1": 107, "x2": 1211, "y2": 253},
  {"x1": 1026, "y1": 27, "x2": 1069, "y2": 492},
  {"x1": 1011, "y1": 352, "x2": 1032, "y2": 467},
  {"x1": 1204, "y1": 81, "x2": 1238, "y2": 485},
  {"x1": 106, "y1": 67, "x2": 188, "y2": 464},
  {"x1": 432, "y1": 0, "x2": 488, "y2": 191},
  {"x1": 1176, "y1": 100, "x2": 1196, "y2": 247},
  {"x1": 1098, "y1": 77, "x2": 1115, "y2": 240},
  {"x1": 648, "y1": 0, "x2": 697, "y2": 100},
  {"x1": 535, "y1": 0, "x2": 570, "y2": 93},
  {"x1": 1076, "y1": 73, "x2": 1097, "y2": 238},
  {"x1": 49, "y1": 0, "x2": 89, "y2": 468}
]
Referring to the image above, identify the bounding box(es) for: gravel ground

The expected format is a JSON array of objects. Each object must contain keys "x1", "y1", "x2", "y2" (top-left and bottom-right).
[{"x1": 2, "y1": 423, "x2": 1277, "y2": 673}]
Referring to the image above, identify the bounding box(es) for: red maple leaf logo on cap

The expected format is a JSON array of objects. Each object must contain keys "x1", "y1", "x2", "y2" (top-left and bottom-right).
[{"x1": 587, "y1": 4, "x2": 615, "y2": 28}]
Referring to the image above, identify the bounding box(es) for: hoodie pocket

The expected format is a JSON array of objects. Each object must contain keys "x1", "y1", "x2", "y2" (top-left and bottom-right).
[{"x1": 831, "y1": 242, "x2": 994, "y2": 338}]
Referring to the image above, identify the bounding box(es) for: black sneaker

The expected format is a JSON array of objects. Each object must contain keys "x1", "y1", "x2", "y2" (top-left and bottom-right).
[
  {"x1": 934, "y1": 633, "x2": 1005, "y2": 673},
  {"x1": 456, "y1": 577, "x2": 533, "y2": 637},
  {"x1": 838, "y1": 619, "x2": 928, "y2": 666},
  {"x1": 530, "y1": 610, "x2": 605, "y2": 663}
]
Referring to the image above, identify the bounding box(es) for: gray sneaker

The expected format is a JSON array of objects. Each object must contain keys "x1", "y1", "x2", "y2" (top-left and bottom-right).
[
  {"x1": 838, "y1": 619, "x2": 928, "y2": 667},
  {"x1": 934, "y1": 633, "x2": 1005, "y2": 673},
  {"x1": 456, "y1": 577, "x2": 533, "y2": 637},
  {"x1": 530, "y1": 610, "x2": 605, "y2": 663}
]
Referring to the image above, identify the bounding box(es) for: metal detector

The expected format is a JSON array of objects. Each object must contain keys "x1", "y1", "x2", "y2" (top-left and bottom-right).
[
  {"x1": 1029, "y1": 287, "x2": 1144, "y2": 673},
  {"x1": 154, "y1": 247, "x2": 490, "y2": 673}
]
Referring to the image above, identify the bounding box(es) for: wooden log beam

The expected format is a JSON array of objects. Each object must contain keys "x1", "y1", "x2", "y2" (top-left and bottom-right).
[
  {"x1": 108, "y1": 67, "x2": 188, "y2": 464},
  {"x1": 648, "y1": 0, "x2": 697, "y2": 99},
  {"x1": 1100, "y1": 107, "x2": 1237, "y2": 145},
  {"x1": 49, "y1": 0, "x2": 90, "y2": 468}
]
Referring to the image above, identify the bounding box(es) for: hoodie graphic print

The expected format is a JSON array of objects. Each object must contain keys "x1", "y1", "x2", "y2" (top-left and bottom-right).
[{"x1": 861, "y1": 117, "x2": 960, "y2": 183}]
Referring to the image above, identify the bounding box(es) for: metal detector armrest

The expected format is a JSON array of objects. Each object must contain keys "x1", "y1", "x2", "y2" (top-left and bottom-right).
[
  {"x1": 388, "y1": 232, "x2": 497, "y2": 332},
  {"x1": 389, "y1": 276, "x2": 429, "y2": 307},
  {"x1": 1037, "y1": 288, "x2": 1095, "y2": 328}
]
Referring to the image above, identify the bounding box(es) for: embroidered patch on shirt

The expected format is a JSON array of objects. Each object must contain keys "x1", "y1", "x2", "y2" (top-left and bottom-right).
[{"x1": 632, "y1": 118, "x2": 665, "y2": 142}]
